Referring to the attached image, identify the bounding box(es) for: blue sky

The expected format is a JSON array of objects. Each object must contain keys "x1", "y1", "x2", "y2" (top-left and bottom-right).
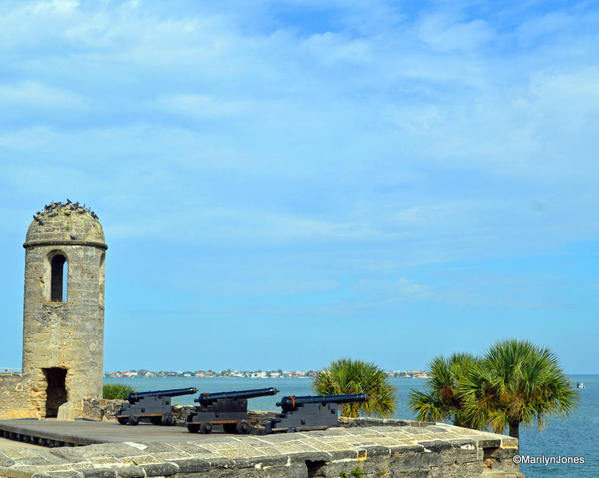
[{"x1": 0, "y1": 0, "x2": 598, "y2": 373}]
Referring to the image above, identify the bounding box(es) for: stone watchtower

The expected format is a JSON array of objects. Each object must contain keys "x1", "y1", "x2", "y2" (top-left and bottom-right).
[{"x1": 21, "y1": 201, "x2": 107, "y2": 417}]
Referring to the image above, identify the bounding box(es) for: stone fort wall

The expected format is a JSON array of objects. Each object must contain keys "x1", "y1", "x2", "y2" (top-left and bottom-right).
[
  {"x1": 0, "y1": 420, "x2": 524, "y2": 477},
  {"x1": 0, "y1": 373, "x2": 36, "y2": 419}
]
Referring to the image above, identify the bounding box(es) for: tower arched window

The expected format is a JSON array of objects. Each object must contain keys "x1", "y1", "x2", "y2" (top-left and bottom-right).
[{"x1": 50, "y1": 254, "x2": 68, "y2": 302}]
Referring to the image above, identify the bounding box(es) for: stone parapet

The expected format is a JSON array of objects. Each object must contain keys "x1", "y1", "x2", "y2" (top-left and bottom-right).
[
  {"x1": 0, "y1": 374, "x2": 36, "y2": 420},
  {"x1": 0, "y1": 422, "x2": 523, "y2": 477},
  {"x1": 81, "y1": 399, "x2": 126, "y2": 422}
]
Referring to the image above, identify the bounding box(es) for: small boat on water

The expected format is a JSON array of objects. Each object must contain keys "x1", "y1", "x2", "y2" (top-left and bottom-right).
[{"x1": 576, "y1": 382, "x2": 585, "y2": 389}]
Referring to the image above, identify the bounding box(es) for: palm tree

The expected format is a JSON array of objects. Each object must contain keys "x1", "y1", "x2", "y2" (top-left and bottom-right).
[
  {"x1": 460, "y1": 339, "x2": 577, "y2": 441},
  {"x1": 409, "y1": 353, "x2": 480, "y2": 427},
  {"x1": 313, "y1": 359, "x2": 395, "y2": 418}
]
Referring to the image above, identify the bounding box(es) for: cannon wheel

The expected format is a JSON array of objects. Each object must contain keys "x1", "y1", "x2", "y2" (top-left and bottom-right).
[
  {"x1": 236, "y1": 420, "x2": 251, "y2": 434},
  {"x1": 200, "y1": 422, "x2": 212, "y2": 434},
  {"x1": 150, "y1": 417, "x2": 162, "y2": 425},
  {"x1": 161, "y1": 414, "x2": 175, "y2": 426},
  {"x1": 128, "y1": 416, "x2": 139, "y2": 426},
  {"x1": 117, "y1": 417, "x2": 128, "y2": 425},
  {"x1": 187, "y1": 424, "x2": 200, "y2": 433},
  {"x1": 222, "y1": 423, "x2": 237, "y2": 434}
]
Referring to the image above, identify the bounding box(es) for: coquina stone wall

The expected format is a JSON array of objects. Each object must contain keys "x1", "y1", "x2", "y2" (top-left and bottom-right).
[
  {"x1": 0, "y1": 373, "x2": 33, "y2": 419},
  {"x1": 0, "y1": 421, "x2": 524, "y2": 477}
]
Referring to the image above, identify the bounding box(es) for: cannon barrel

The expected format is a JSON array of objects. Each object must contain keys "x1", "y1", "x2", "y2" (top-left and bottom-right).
[
  {"x1": 127, "y1": 387, "x2": 198, "y2": 404},
  {"x1": 195, "y1": 387, "x2": 279, "y2": 406},
  {"x1": 276, "y1": 393, "x2": 369, "y2": 412}
]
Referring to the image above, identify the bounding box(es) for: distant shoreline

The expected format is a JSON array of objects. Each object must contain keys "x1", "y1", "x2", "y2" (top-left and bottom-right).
[
  {"x1": 102, "y1": 369, "x2": 434, "y2": 380},
  {"x1": 102, "y1": 375, "x2": 435, "y2": 380},
  {"x1": 104, "y1": 376, "x2": 432, "y2": 379}
]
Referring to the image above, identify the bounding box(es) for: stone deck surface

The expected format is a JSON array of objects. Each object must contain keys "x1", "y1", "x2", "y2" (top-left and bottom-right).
[{"x1": 0, "y1": 419, "x2": 217, "y2": 446}]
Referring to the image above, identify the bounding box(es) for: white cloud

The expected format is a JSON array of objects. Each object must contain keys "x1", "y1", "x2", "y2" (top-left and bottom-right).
[
  {"x1": 530, "y1": 67, "x2": 599, "y2": 113},
  {"x1": 156, "y1": 94, "x2": 253, "y2": 119},
  {"x1": 0, "y1": 82, "x2": 86, "y2": 110},
  {"x1": 34, "y1": 0, "x2": 79, "y2": 14},
  {"x1": 0, "y1": 0, "x2": 597, "y2": 262},
  {"x1": 516, "y1": 12, "x2": 580, "y2": 45},
  {"x1": 352, "y1": 278, "x2": 434, "y2": 303},
  {"x1": 417, "y1": 13, "x2": 494, "y2": 52}
]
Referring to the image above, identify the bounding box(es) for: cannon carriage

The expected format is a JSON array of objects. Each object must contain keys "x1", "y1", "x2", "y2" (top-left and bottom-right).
[
  {"x1": 115, "y1": 387, "x2": 198, "y2": 426},
  {"x1": 186, "y1": 387, "x2": 279, "y2": 434},
  {"x1": 265, "y1": 393, "x2": 369, "y2": 433}
]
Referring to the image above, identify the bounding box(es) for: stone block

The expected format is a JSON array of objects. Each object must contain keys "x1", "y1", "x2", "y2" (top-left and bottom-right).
[
  {"x1": 0, "y1": 453, "x2": 16, "y2": 467},
  {"x1": 478, "y1": 438, "x2": 502, "y2": 449},
  {"x1": 251, "y1": 455, "x2": 290, "y2": 468},
  {"x1": 34, "y1": 472, "x2": 84, "y2": 478},
  {"x1": 80, "y1": 469, "x2": 117, "y2": 478},
  {"x1": 101, "y1": 401, "x2": 126, "y2": 422},
  {"x1": 139, "y1": 462, "x2": 179, "y2": 476},
  {"x1": 113, "y1": 467, "x2": 145, "y2": 478},
  {"x1": 168, "y1": 458, "x2": 210, "y2": 473},
  {"x1": 81, "y1": 400, "x2": 103, "y2": 421},
  {"x1": 57, "y1": 401, "x2": 84, "y2": 421},
  {"x1": 50, "y1": 448, "x2": 89, "y2": 463},
  {"x1": 419, "y1": 440, "x2": 453, "y2": 452}
]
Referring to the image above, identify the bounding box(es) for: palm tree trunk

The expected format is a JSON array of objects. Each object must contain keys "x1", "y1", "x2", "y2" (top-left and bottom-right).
[
  {"x1": 508, "y1": 421, "x2": 520, "y2": 453},
  {"x1": 508, "y1": 421, "x2": 519, "y2": 439}
]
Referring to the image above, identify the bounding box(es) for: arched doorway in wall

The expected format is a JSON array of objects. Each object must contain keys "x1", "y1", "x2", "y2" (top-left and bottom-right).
[{"x1": 43, "y1": 367, "x2": 67, "y2": 417}]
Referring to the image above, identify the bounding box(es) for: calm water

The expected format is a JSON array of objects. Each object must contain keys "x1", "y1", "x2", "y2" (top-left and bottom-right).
[{"x1": 105, "y1": 375, "x2": 597, "y2": 477}]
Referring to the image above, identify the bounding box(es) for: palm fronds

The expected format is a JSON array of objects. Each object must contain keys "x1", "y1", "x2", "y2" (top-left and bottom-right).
[
  {"x1": 409, "y1": 339, "x2": 578, "y2": 446},
  {"x1": 313, "y1": 358, "x2": 395, "y2": 418}
]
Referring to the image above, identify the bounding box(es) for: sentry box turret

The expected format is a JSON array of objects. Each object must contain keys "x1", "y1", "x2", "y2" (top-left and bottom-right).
[
  {"x1": 187, "y1": 387, "x2": 279, "y2": 434},
  {"x1": 116, "y1": 387, "x2": 198, "y2": 426},
  {"x1": 265, "y1": 393, "x2": 369, "y2": 433}
]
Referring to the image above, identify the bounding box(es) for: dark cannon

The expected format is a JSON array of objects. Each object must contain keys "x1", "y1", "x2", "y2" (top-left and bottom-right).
[
  {"x1": 265, "y1": 393, "x2": 369, "y2": 433},
  {"x1": 125, "y1": 387, "x2": 198, "y2": 404},
  {"x1": 116, "y1": 387, "x2": 198, "y2": 426},
  {"x1": 187, "y1": 387, "x2": 279, "y2": 434}
]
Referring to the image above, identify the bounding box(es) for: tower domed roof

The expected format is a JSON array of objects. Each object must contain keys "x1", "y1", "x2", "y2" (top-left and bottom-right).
[{"x1": 24, "y1": 201, "x2": 106, "y2": 249}]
